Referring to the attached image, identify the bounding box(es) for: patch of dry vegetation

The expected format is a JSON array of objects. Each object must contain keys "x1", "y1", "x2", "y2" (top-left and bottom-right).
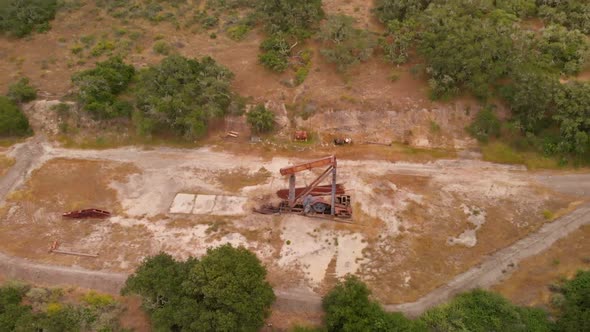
[
  {"x1": 0, "y1": 154, "x2": 15, "y2": 177},
  {"x1": 215, "y1": 167, "x2": 271, "y2": 192}
]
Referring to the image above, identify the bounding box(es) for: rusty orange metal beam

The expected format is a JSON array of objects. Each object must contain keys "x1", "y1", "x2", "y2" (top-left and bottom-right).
[{"x1": 279, "y1": 155, "x2": 336, "y2": 176}]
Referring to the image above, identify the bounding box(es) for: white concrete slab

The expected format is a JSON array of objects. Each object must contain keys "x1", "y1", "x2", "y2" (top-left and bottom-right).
[
  {"x1": 192, "y1": 194, "x2": 217, "y2": 214},
  {"x1": 213, "y1": 195, "x2": 248, "y2": 216},
  {"x1": 169, "y1": 193, "x2": 196, "y2": 214}
]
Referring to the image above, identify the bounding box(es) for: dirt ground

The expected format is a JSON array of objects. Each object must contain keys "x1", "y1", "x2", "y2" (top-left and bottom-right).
[
  {"x1": 0, "y1": 154, "x2": 14, "y2": 177},
  {"x1": 0, "y1": 143, "x2": 576, "y2": 306},
  {"x1": 493, "y1": 224, "x2": 590, "y2": 308}
]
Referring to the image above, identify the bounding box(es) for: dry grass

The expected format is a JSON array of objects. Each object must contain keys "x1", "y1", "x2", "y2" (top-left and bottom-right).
[
  {"x1": 215, "y1": 167, "x2": 271, "y2": 192},
  {"x1": 0, "y1": 154, "x2": 15, "y2": 177},
  {"x1": 493, "y1": 225, "x2": 590, "y2": 307}
]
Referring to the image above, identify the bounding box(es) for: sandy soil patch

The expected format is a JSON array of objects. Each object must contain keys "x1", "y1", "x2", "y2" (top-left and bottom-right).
[{"x1": 0, "y1": 154, "x2": 15, "y2": 177}]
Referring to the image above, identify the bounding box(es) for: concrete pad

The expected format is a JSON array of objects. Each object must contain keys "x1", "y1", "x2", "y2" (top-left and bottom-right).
[
  {"x1": 213, "y1": 195, "x2": 248, "y2": 216},
  {"x1": 192, "y1": 194, "x2": 217, "y2": 214},
  {"x1": 169, "y1": 193, "x2": 196, "y2": 214}
]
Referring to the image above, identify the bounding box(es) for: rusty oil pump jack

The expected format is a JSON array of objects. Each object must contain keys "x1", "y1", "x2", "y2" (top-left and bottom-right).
[{"x1": 256, "y1": 155, "x2": 352, "y2": 219}]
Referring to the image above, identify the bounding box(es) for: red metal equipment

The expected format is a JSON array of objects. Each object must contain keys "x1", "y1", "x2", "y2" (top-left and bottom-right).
[
  {"x1": 62, "y1": 209, "x2": 111, "y2": 219},
  {"x1": 256, "y1": 155, "x2": 352, "y2": 219}
]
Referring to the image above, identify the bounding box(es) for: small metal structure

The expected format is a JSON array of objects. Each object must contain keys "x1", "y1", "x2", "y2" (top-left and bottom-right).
[
  {"x1": 255, "y1": 155, "x2": 352, "y2": 219},
  {"x1": 62, "y1": 209, "x2": 111, "y2": 219},
  {"x1": 294, "y1": 131, "x2": 308, "y2": 142},
  {"x1": 48, "y1": 240, "x2": 98, "y2": 258}
]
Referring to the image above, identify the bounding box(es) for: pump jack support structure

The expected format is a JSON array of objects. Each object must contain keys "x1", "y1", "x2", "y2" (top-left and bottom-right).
[{"x1": 280, "y1": 155, "x2": 338, "y2": 216}]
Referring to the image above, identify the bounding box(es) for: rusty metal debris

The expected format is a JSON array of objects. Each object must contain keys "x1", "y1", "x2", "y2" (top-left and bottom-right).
[
  {"x1": 48, "y1": 240, "x2": 98, "y2": 258},
  {"x1": 255, "y1": 155, "x2": 352, "y2": 219},
  {"x1": 334, "y1": 137, "x2": 352, "y2": 145},
  {"x1": 62, "y1": 209, "x2": 111, "y2": 219},
  {"x1": 294, "y1": 130, "x2": 308, "y2": 142}
]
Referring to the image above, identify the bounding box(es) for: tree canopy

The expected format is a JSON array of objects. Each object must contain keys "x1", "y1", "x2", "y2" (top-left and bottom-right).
[
  {"x1": 0, "y1": 96, "x2": 31, "y2": 137},
  {"x1": 553, "y1": 270, "x2": 590, "y2": 332},
  {"x1": 134, "y1": 55, "x2": 238, "y2": 139},
  {"x1": 72, "y1": 56, "x2": 135, "y2": 119},
  {"x1": 0, "y1": 0, "x2": 57, "y2": 37},
  {"x1": 123, "y1": 245, "x2": 275, "y2": 332}
]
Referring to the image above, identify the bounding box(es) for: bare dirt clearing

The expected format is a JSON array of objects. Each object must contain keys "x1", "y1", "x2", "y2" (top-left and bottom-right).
[{"x1": 0, "y1": 143, "x2": 578, "y2": 305}]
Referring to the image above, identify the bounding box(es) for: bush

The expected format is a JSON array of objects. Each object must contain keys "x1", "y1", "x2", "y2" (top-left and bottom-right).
[
  {"x1": 7, "y1": 77, "x2": 37, "y2": 103},
  {"x1": 553, "y1": 82, "x2": 590, "y2": 155},
  {"x1": 538, "y1": 24, "x2": 590, "y2": 76},
  {"x1": 247, "y1": 104, "x2": 275, "y2": 133},
  {"x1": 256, "y1": 0, "x2": 324, "y2": 38},
  {"x1": 259, "y1": 34, "x2": 291, "y2": 72},
  {"x1": 467, "y1": 106, "x2": 501, "y2": 143},
  {"x1": 0, "y1": 0, "x2": 58, "y2": 37},
  {"x1": 0, "y1": 96, "x2": 32, "y2": 137},
  {"x1": 373, "y1": 0, "x2": 431, "y2": 23},
  {"x1": 538, "y1": 0, "x2": 590, "y2": 34},
  {"x1": 72, "y1": 56, "x2": 135, "y2": 119},
  {"x1": 152, "y1": 40, "x2": 171, "y2": 55},
  {"x1": 319, "y1": 15, "x2": 376, "y2": 72},
  {"x1": 135, "y1": 55, "x2": 237, "y2": 139},
  {"x1": 420, "y1": 289, "x2": 551, "y2": 332},
  {"x1": 123, "y1": 245, "x2": 275, "y2": 331},
  {"x1": 323, "y1": 276, "x2": 424, "y2": 332},
  {"x1": 554, "y1": 270, "x2": 590, "y2": 332}
]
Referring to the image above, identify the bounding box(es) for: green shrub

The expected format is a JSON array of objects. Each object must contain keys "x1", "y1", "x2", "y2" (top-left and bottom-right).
[
  {"x1": 323, "y1": 276, "x2": 424, "y2": 332},
  {"x1": 538, "y1": 0, "x2": 590, "y2": 34},
  {"x1": 373, "y1": 0, "x2": 431, "y2": 23},
  {"x1": 554, "y1": 270, "x2": 590, "y2": 332},
  {"x1": 318, "y1": 15, "x2": 376, "y2": 72},
  {"x1": 152, "y1": 40, "x2": 171, "y2": 55},
  {"x1": 0, "y1": 96, "x2": 32, "y2": 137},
  {"x1": 420, "y1": 289, "x2": 551, "y2": 332},
  {"x1": 135, "y1": 55, "x2": 238, "y2": 139},
  {"x1": 259, "y1": 34, "x2": 291, "y2": 72},
  {"x1": 227, "y1": 24, "x2": 251, "y2": 41},
  {"x1": 247, "y1": 104, "x2": 275, "y2": 133},
  {"x1": 538, "y1": 24, "x2": 590, "y2": 76},
  {"x1": 467, "y1": 106, "x2": 501, "y2": 143},
  {"x1": 553, "y1": 82, "x2": 590, "y2": 155},
  {"x1": 123, "y1": 246, "x2": 275, "y2": 331},
  {"x1": 0, "y1": 0, "x2": 58, "y2": 37},
  {"x1": 256, "y1": 0, "x2": 324, "y2": 38},
  {"x1": 7, "y1": 77, "x2": 37, "y2": 103},
  {"x1": 72, "y1": 56, "x2": 135, "y2": 119}
]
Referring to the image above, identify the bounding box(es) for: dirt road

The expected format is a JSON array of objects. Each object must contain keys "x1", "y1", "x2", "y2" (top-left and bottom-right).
[{"x1": 0, "y1": 140, "x2": 589, "y2": 316}]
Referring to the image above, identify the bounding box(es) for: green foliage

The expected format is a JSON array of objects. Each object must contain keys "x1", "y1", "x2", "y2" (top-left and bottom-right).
[
  {"x1": 72, "y1": 56, "x2": 135, "y2": 119},
  {"x1": 0, "y1": 283, "x2": 122, "y2": 332},
  {"x1": 259, "y1": 34, "x2": 291, "y2": 72},
  {"x1": 7, "y1": 77, "x2": 37, "y2": 103},
  {"x1": 247, "y1": 104, "x2": 275, "y2": 133},
  {"x1": 0, "y1": 0, "x2": 58, "y2": 37},
  {"x1": 381, "y1": 18, "x2": 419, "y2": 64},
  {"x1": 373, "y1": 0, "x2": 431, "y2": 23},
  {"x1": 420, "y1": 289, "x2": 551, "y2": 332},
  {"x1": 418, "y1": 2, "x2": 518, "y2": 99},
  {"x1": 206, "y1": 0, "x2": 255, "y2": 10},
  {"x1": 123, "y1": 245, "x2": 275, "y2": 332},
  {"x1": 319, "y1": 15, "x2": 376, "y2": 72},
  {"x1": 538, "y1": 24, "x2": 590, "y2": 76},
  {"x1": 494, "y1": 0, "x2": 536, "y2": 17},
  {"x1": 227, "y1": 24, "x2": 251, "y2": 41},
  {"x1": 554, "y1": 270, "x2": 590, "y2": 332},
  {"x1": 256, "y1": 0, "x2": 324, "y2": 39},
  {"x1": 134, "y1": 55, "x2": 237, "y2": 139},
  {"x1": 153, "y1": 40, "x2": 171, "y2": 55},
  {"x1": 553, "y1": 82, "x2": 590, "y2": 155},
  {"x1": 323, "y1": 276, "x2": 425, "y2": 332},
  {"x1": 538, "y1": 0, "x2": 590, "y2": 34},
  {"x1": 0, "y1": 96, "x2": 31, "y2": 137},
  {"x1": 467, "y1": 106, "x2": 501, "y2": 143}
]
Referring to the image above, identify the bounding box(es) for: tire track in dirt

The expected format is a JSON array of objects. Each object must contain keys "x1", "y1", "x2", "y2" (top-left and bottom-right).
[{"x1": 0, "y1": 136, "x2": 45, "y2": 205}]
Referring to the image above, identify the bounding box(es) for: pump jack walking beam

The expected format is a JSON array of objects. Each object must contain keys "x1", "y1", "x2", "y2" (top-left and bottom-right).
[{"x1": 279, "y1": 155, "x2": 338, "y2": 216}]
